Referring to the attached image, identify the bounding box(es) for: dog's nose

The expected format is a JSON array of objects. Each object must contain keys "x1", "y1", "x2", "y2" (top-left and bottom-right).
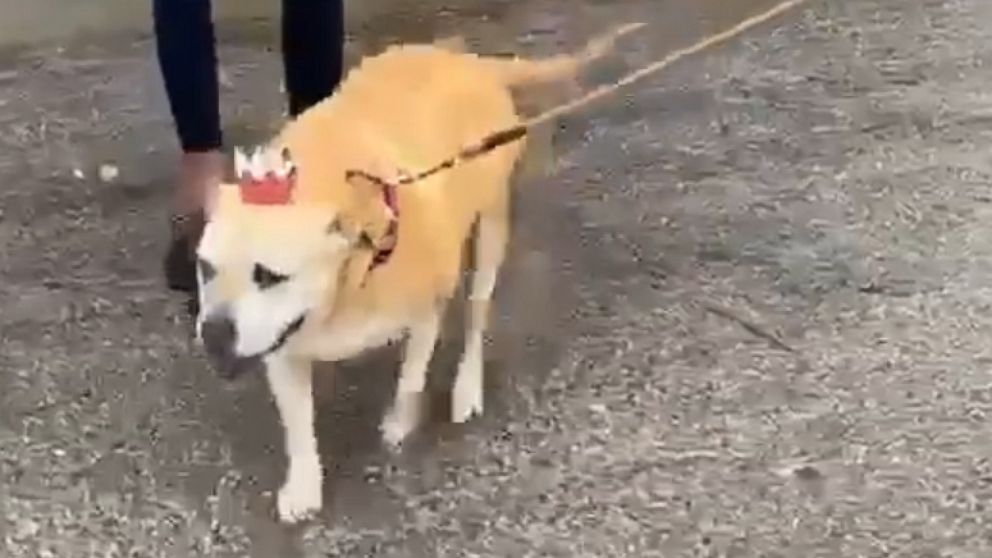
[
  {"x1": 201, "y1": 315, "x2": 236, "y2": 359},
  {"x1": 199, "y1": 314, "x2": 261, "y2": 380}
]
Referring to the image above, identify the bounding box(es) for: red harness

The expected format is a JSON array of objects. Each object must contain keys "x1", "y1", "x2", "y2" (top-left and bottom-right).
[
  {"x1": 237, "y1": 149, "x2": 405, "y2": 277},
  {"x1": 368, "y1": 181, "x2": 399, "y2": 270}
]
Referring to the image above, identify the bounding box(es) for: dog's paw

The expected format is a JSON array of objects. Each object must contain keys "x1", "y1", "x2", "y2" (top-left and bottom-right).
[
  {"x1": 380, "y1": 394, "x2": 421, "y2": 449},
  {"x1": 276, "y1": 461, "x2": 323, "y2": 524},
  {"x1": 451, "y1": 358, "x2": 483, "y2": 424}
]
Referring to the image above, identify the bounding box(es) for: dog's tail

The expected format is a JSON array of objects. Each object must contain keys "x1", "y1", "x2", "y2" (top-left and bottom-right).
[{"x1": 483, "y1": 22, "x2": 646, "y2": 88}]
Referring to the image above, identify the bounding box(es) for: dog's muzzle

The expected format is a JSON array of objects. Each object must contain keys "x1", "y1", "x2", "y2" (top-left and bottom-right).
[
  {"x1": 199, "y1": 312, "x2": 307, "y2": 380},
  {"x1": 200, "y1": 314, "x2": 263, "y2": 380}
]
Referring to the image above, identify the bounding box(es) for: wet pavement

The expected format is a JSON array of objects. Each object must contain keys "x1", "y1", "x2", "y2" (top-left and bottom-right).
[{"x1": 4, "y1": 0, "x2": 992, "y2": 556}]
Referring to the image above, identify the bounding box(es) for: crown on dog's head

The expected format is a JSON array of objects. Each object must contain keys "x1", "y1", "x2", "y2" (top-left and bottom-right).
[{"x1": 234, "y1": 146, "x2": 297, "y2": 205}]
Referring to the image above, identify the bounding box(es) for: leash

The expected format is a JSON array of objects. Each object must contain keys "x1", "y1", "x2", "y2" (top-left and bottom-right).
[{"x1": 344, "y1": 0, "x2": 810, "y2": 188}]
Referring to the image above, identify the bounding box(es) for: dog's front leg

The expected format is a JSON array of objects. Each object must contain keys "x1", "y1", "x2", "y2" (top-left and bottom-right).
[
  {"x1": 265, "y1": 353, "x2": 323, "y2": 523},
  {"x1": 380, "y1": 309, "x2": 442, "y2": 448}
]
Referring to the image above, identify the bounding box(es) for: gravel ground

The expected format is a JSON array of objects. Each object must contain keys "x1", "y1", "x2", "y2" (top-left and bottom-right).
[{"x1": 3, "y1": 0, "x2": 992, "y2": 556}]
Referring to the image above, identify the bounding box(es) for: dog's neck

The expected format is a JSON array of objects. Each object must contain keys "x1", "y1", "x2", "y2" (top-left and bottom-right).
[
  {"x1": 365, "y1": 178, "x2": 400, "y2": 271},
  {"x1": 324, "y1": 185, "x2": 401, "y2": 321}
]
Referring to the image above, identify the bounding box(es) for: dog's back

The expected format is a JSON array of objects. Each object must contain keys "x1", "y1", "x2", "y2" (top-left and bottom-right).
[
  {"x1": 278, "y1": 43, "x2": 535, "y2": 211},
  {"x1": 271, "y1": 48, "x2": 517, "y2": 315},
  {"x1": 266, "y1": 26, "x2": 639, "y2": 318},
  {"x1": 276, "y1": 23, "x2": 640, "y2": 214},
  {"x1": 334, "y1": 44, "x2": 527, "y2": 217}
]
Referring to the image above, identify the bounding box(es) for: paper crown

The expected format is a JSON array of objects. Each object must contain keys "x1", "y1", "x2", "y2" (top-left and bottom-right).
[{"x1": 234, "y1": 145, "x2": 297, "y2": 205}]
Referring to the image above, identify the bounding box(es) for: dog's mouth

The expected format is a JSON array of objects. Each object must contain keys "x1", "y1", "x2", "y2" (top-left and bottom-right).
[
  {"x1": 258, "y1": 314, "x2": 307, "y2": 358},
  {"x1": 207, "y1": 314, "x2": 308, "y2": 380}
]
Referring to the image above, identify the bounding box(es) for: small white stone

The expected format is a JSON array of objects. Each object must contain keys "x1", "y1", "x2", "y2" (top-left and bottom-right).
[
  {"x1": 13, "y1": 518, "x2": 40, "y2": 540},
  {"x1": 98, "y1": 163, "x2": 119, "y2": 183},
  {"x1": 218, "y1": 67, "x2": 233, "y2": 89}
]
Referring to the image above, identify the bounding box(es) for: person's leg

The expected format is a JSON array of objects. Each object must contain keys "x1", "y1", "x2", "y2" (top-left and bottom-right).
[
  {"x1": 152, "y1": 0, "x2": 225, "y2": 296},
  {"x1": 153, "y1": 0, "x2": 223, "y2": 159},
  {"x1": 281, "y1": 0, "x2": 345, "y2": 117}
]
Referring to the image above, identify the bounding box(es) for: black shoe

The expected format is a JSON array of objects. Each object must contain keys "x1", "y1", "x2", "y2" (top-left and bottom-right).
[
  {"x1": 164, "y1": 212, "x2": 204, "y2": 318},
  {"x1": 185, "y1": 295, "x2": 200, "y2": 322},
  {"x1": 164, "y1": 234, "x2": 197, "y2": 292}
]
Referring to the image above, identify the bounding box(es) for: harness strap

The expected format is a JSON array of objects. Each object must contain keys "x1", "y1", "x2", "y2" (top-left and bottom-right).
[{"x1": 360, "y1": 175, "x2": 401, "y2": 273}]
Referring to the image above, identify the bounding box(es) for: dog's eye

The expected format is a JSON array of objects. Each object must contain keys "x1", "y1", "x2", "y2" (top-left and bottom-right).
[
  {"x1": 198, "y1": 259, "x2": 217, "y2": 283},
  {"x1": 253, "y1": 263, "x2": 289, "y2": 289}
]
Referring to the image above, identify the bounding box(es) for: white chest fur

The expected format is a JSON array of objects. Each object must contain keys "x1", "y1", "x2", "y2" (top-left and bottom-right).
[{"x1": 295, "y1": 315, "x2": 409, "y2": 362}]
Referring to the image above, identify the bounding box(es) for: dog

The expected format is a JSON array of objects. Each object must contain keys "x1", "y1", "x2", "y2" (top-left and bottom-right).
[{"x1": 193, "y1": 25, "x2": 642, "y2": 523}]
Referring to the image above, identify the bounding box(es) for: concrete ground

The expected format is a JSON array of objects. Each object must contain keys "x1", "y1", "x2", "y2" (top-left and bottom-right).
[{"x1": 3, "y1": 0, "x2": 992, "y2": 556}]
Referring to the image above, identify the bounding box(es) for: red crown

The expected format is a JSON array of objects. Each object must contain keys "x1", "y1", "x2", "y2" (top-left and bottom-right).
[{"x1": 235, "y1": 146, "x2": 296, "y2": 205}]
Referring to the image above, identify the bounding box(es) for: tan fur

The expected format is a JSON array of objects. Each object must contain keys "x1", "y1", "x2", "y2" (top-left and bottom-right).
[
  {"x1": 276, "y1": 51, "x2": 520, "y2": 321},
  {"x1": 250, "y1": 23, "x2": 640, "y2": 330},
  {"x1": 197, "y1": 23, "x2": 640, "y2": 523}
]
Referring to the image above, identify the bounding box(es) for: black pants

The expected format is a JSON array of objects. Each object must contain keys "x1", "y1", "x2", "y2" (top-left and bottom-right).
[{"x1": 152, "y1": 0, "x2": 345, "y2": 152}]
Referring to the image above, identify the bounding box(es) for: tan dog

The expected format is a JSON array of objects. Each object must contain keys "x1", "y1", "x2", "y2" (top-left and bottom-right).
[
  {"x1": 191, "y1": 0, "x2": 814, "y2": 519},
  {"x1": 194, "y1": 26, "x2": 641, "y2": 523},
  {"x1": 192, "y1": 0, "x2": 808, "y2": 523}
]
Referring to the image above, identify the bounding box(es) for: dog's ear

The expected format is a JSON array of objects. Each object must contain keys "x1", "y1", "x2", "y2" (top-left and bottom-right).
[
  {"x1": 340, "y1": 169, "x2": 397, "y2": 249},
  {"x1": 324, "y1": 215, "x2": 366, "y2": 249}
]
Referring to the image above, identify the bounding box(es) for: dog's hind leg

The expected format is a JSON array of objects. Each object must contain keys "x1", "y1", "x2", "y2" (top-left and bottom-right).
[
  {"x1": 265, "y1": 354, "x2": 323, "y2": 523},
  {"x1": 452, "y1": 200, "x2": 509, "y2": 424},
  {"x1": 380, "y1": 308, "x2": 443, "y2": 448}
]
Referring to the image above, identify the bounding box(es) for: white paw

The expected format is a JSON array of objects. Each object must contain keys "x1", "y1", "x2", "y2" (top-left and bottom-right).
[
  {"x1": 276, "y1": 460, "x2": 323, "y2": 524},
  {"x1": 451, "y1": 358, "x2": 483, "y2": 424},
  {"x1": 380, "y1": 394, "x2": 420, "y2": 449}
]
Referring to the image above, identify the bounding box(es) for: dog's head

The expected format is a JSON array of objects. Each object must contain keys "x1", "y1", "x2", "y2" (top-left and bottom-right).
[{"x1": 195, "y1": 144, "x2": 398, "y2": 379}]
